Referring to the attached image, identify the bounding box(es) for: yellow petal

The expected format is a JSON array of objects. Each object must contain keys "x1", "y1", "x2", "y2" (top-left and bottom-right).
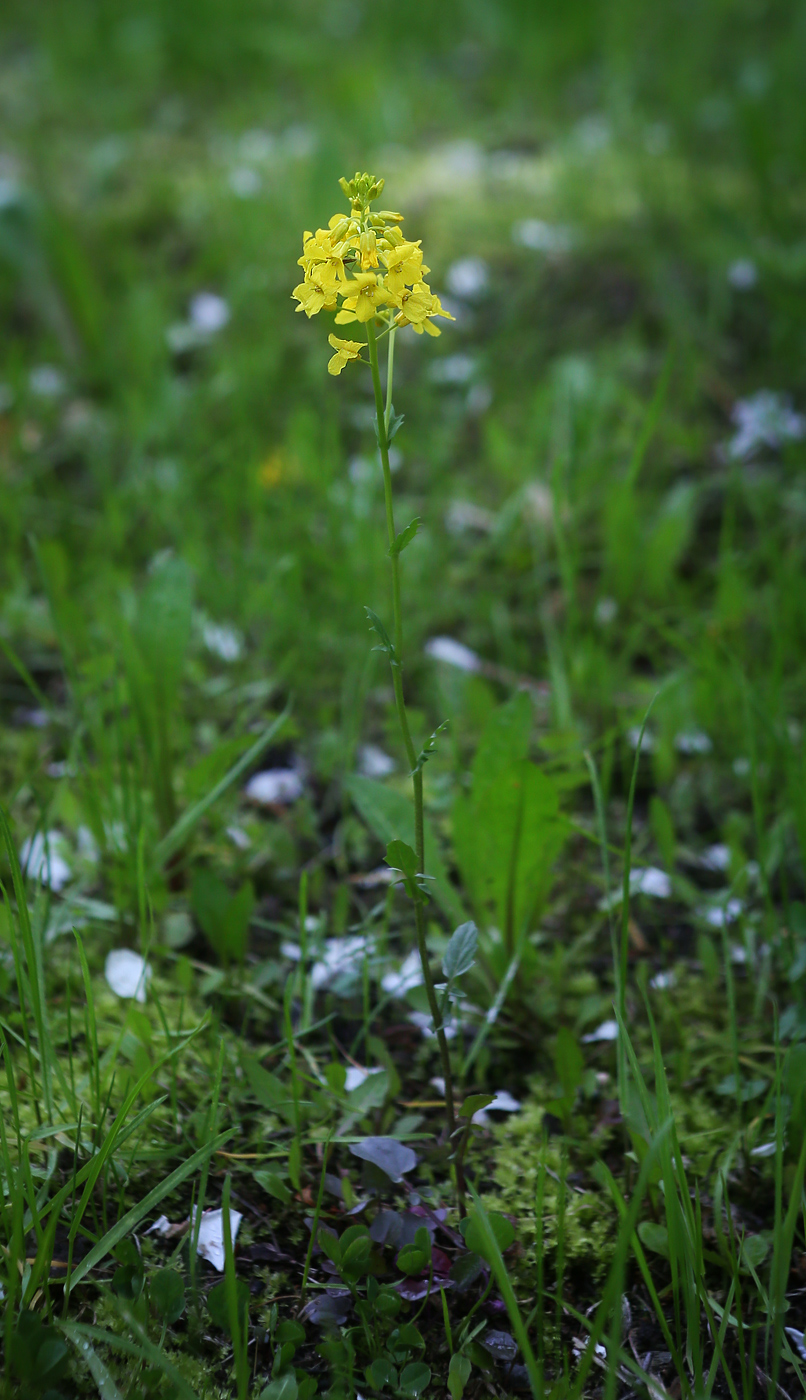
[{"x1": 327, "y1": 352, "x2": 346, "y2": 375}]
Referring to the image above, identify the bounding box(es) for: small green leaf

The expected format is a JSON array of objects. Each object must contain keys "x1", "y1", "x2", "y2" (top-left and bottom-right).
[
  {"x1": 637, "y1": 1221, "x2": 669, "y2": 1259},
  {"x1": 341, "y1": 1234, "x2": 373, "y2": 1277},
  {"x1": 150, "y1": 1268, "x2": 185, "y2": 1325},
  {"x1": 459, "y1": 1093, "x2": 493, "y2": 1118},
  {"x1": 318, "y1": 1229, "x2": 342, "y2": 1266},
  {"x1": 400, "y1": 1361, "x2": 431, "y2": 1397},
  {"x1": 411, "y1": 719, "x2": 449, "y2": 776},
  {"x1": 259, "y1": 1376, "x2": 298, "y2": 1400},
  {"x1": 386, "y1": 840, "x2": 418, "y2": 881},
  {"x1": 397, "y1": 1243, "x2": 428, "y2": 1276},
  {"x1": 459, "y1": 1210, "x2": 514, "y2": 1261},
  {"x1": 390, "y1": 517, "x2": 421, "y2": 557},
  {"x1": 365, "y1": 607, "x2": 397, "y2": 664},
  {"x1": 207, "y1": 1277, "x2": 249, "y2": 1335},
  {"x1": 288, "y1": 1136, "x2": 302, "y2": 1191},
  {"x1": 448, "y1": 1353, "x2": 472, "y2": 1400},
  {"x1": 275, "y1": 1320, "x2": 306, "y2": 1347},
  {"x1": 443, "y1": 921, "x2": 478, "y2": 981},
  {"x1": 366, "y1": 1357, "x2": 398, "y2": 1391},
  {"x1": 253, "y1": 1169, "x2": 292, "y2": 1206}
]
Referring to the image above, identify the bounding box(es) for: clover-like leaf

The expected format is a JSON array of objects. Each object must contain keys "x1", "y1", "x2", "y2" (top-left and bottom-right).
[
  {"x1": 150, "y1": 1267, "x2": 185, "y2": 1325},
  {"x1": 349, "y1": 1136, "x2": 417, "y2": 1183}
]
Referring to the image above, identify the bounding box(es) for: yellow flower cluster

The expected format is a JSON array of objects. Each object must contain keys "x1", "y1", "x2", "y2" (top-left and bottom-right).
[{"x1": 292, "y1": 172, "x2": 453, "y2": 372}]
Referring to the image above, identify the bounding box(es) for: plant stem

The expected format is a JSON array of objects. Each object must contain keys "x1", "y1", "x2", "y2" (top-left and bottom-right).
[{"x1": 365, "y1": 318, "x2": 459, "y2": 1164}]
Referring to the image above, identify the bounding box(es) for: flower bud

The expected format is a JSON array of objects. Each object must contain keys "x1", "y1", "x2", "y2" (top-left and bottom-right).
[{"x1": 377, "y1": 210, "x2": 403, "y2": 223}]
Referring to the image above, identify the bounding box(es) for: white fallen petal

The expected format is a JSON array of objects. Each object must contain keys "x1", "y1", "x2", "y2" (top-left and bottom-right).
[
  {"x1": 626, "y1": 725, "x2": 656, "y2": 753},
  {"x1": 20, "y1": 831, "x2": 72, "y2": 892},
  {"x1": 226, "y1": 824, "x2": 251, "y2": 850},
  {"x1": 146, "y1": 1215, "x2": 173, "y2": 1236},
  {"x1": 194, "y1": 1207, "x2": 242, "y2": 1272},
  {"x1": 310, "y1": 936, "x2": 369, "y2": 991},
  {"x1": 630, "y1": 867, "x2": 672, "y2": 899},
  {"x1": 381, "y1": 949, "x2": 423, "y2": 997},
  {"x1": 357, "y1": 744, "x2": 396, "y2": 778},
  {"x1": 408, "y1": 1010, "x2": 458, "y2": 1040},
  {"x1": 424, "y1": 636, "x2": 482, "y2": 673},
  {"x1": 650, "y1": 970, "x2": 675, "y2": 990},
  {"x1": 105, "y1": 948, "x2": 151, "y2": 1003},
  {"x1": 245, "y1": 768, "x2": 303, "y2": 805},
  {"x1": 583, "y1": 1019, "x2": 619, "y2": 1043},
  {"x1": 751, "y1": 1141, "x2": 777, "y2": 1158},
  {"x1": 344, "y1": 1065, "x2": 383, "y2": 1093},
  {"x1": 472, "y1": 1089, "x2": 523, "y2": 1126},
  {"x1": 785, "y1": 1327, "x2": 806, "y2": 1362}
]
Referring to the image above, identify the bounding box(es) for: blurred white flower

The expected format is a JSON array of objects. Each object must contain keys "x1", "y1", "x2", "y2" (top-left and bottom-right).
[
  {"x1": 650, "y1": 970, "x2": 675, "y2": 990},
  {"x1": 381, "y1": 950, "x2": 423, "y2": 996},
  {"x1": 424, "y1": 636, "x2": 482, "y2": 673},
  {"x1": 29, "y1": 365, "x2": 66, "y2": 398},
  {"x1": 630, "y1": 867, "x2": 672, "y2": 899},
  {"x1": 189, "y1": 292, "x2": 230, "y2": 335},
  {"x1": 357, "y1": 744, "x2": 395, "y2": 778},
  {"x1": 202, "y1": 621, "x2": 243, "y2": 662},
  {"x1": 512, "y1": 219, "x2": 573, "y2": 255},
  {"x1": 20, "y1": 831, "x2": 71, "y2": 892},
  {"x1": 428, "y1": 354, "x2": 477, "y2": 385},
  {"x1": 701, "y1": 843, "x2": 730, "y2": 872},
  {"x1": 245, "y1": 769, "x2": 303, "y2": 805},
  {"x1": 344, "y1": 1065, "x2": 383, "y2": 1093},
  {"x1": 626, "y1": 725, "x2": 656, "y2": 753},
  {"x1": 675, "y1": 729, "x2": 712, "y2": 755},
  {"x1": 445, "y1": 499, "x2": 494, "y2": 535},
  {"x1": 466, "y1": 382, "x2": 493, "y2": 416},
  {"x1": 309, "y1": 936, "x2": 369, "y2": 991},
  {"x1": 105, "y1": 948, "x2": 151, "y2": 1003},
  {"x1": 229, "y1": 166, "x2": 261, "y2": 198},
  {"x1": 728, "y1": 258, "x2": 758, "y2": 290},
  {"x1": 595, "y1": 596, "x2": 618, "y2": 626},
  {"x1": 408, "y1": 1010, "x2": 458, "y2": 1039},
  {"x1": 703, "y1": 898, "x2": 744, "y2": 928},
  {"x1": 446, "y1": 257, "x2": 489, "y2": 300},
  {"x1": 727, "y1": 390, "x2": 804, "y2": 460},
  {"x1": 472, "y1": 1089, "x2": 522, "y2": 1126},
  {"x1": 583, "y1": 1019, "x2": 619, "y2": 1043}
]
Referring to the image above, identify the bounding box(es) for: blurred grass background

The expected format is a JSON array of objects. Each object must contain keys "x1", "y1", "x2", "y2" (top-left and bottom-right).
[{"x1": 1, "y1": 0, "x2": 806, "y2": 878}]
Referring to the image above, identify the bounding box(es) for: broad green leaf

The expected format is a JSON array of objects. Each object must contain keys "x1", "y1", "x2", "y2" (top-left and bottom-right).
[
  {"x1": 150, "y1": 1268, "x2": 185, "y2": 1325},
  {"x1": 346, "y1": 775, "x2": 466, "y2": 927},
  {"x1": 260, "y1": 1376, "x2": 298, "y2": 1400},
  {"x1": 242, "y1": 1057, "x2": 296, "y2": 1124},
  {"x1": 636, "y1": 1221, "x2": 669, "y2": 1259},
  {"x1": 459, "y1": 1093, "x2": 493, "y2": 1118},
  {"x1": 400, "y1": 1361, "x2": 431, "y2": 1397},
  {"x1": 553, "y1": 1025, "x2": 584, "y2": 1109},
  {"x1": 397, "y1": 1243, "x2": 428, "y2": 1276},
  {"x1": 254, "y1": 1169, "x2": 292, "y2": 1206},
  {"x1": 453, "y1": 698, "x2": 564, "y2": 941},
  {"x1": 448, "y1": 1352, "x2": 472, "y2": 1400}
]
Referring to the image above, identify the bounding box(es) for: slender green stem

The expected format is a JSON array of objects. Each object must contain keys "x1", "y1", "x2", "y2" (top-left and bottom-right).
[
  {"x1": 384, "y1": 328, "x2": 396, "y2": 433},
  {"x1": 365, "y1": 319, "x2": 459, "y2": 1167}
]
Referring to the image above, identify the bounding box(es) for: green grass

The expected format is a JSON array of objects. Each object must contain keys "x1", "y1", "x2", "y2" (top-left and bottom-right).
[{"x1": 2, "y1": 0, "x2": 806, "y2": 1396}]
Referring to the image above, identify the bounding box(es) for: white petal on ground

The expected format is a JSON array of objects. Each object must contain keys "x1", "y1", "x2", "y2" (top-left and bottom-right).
[
  {"x1": 728, "y1": 258, "x2": 758, "y2": 290},
  {"x1": 245, "y1": 768, "x2": 303, "y2": 805},
  {"x1": 424, "y1": 636, "x2": 482, "y2": 673},
  {"x1": 226, "y1": 824, "x2": 251, "y2": 850},
  {"x1": 310, "y1": 936, "x2": 369, "y2": 991},
  {"x1": 357, "y1": 744, "x2": 396, "y2": 778},
  {"x1": 472, "y1": 1089, "x2": 523, "y2": 1127},
  {"x1": 630, "y1": 867, "x2": 672, "y2": 899},
  {"x1": 105, "y1": 948, "x2": 151, "y2": 1003},
  {"x1": 727, "y1": 390, "x2": 805, "y2": 460},
  {"x1": 626, "y1": 725, "x2": 656, "y2": 753},
  {"x1": 445, "y1": 257, "x2": 489, "y2": 299},
  {"x1": 703, "y1": 898, "x2": 744, "y2": 928},
  {"x1": 194, "y1": 1207, "x2": 243, "y2": 1272},
  {"x1": 344, "y1": 1065, "x2": 384, "y2": 1093},
  {"x1": 512, "y1": 219, "x2": 574, "y2": 254},
  {"x1": 20, "y1": 832, "x2": 72, "y2": 892},
  {"x1": 675, "y1": 729, "x2": 713, "y2": 755},
  {"x1": 189, "y1": 292, "x2": 230, "y2": 335},
  {"x1": 785, "y1": 1328, "x2": 806, "y2": 1362},
  {"x1": 650, "y1": 970, "x2": 675, "y2": 990},
  {"x1": 583, "y1": 1019, "x2": 619, "y2": 1043},
  {"x1": 202, "y1": 621, "x2": 243, "y2": 662},
  {"x1": 408, "y1": 1011, "x2": 458, "y2": 1040},
  {"x1": 381, "y1": 949, "x2": 424, "y2": 996},
  {"x1": 146, "y1": 1215, "x2": 172, "y2": 1236}
]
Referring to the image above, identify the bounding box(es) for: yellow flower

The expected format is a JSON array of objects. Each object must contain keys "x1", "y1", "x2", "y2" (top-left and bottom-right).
[
  {"x1": 258, "y1": 451, "x2": 283, "y2": 488},
  {"x1": 327, "y1": 334, "x2": 364, "y2": 376},
  {"x1": 298, "y1": 229, "x2": 350, "y2": 293},
  {"x1": 394, "y1": 282, "x2": 454, "y2": 335},
  {"x1": 359, "y1": 228, "x2": 378, "y2": 271},
  {"x1": 292, "y1": 279, "x2": 338, "y2": 317},
  {"x1": 335, "y1": 273, "x2": 394, "y2": 324},
  {"x1": 382, "y1": 240, "x2": 429, "y2": 296}
]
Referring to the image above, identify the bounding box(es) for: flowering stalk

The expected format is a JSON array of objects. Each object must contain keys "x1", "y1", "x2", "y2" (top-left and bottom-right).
[{"x1": 292, "y1": 172, "x2": 461, "y2": 1175}]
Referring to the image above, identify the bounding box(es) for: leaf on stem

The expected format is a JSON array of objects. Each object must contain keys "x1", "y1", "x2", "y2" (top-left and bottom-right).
[
  {"x1": 390, "y1": 517, "x2": 421, "y2": 558},
  {"x1": 411, "y1": 718, "x2": 449, "y2": 775},
  {"x1": 364, "y1": 607, "x2": 397, "y2": 665}
]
